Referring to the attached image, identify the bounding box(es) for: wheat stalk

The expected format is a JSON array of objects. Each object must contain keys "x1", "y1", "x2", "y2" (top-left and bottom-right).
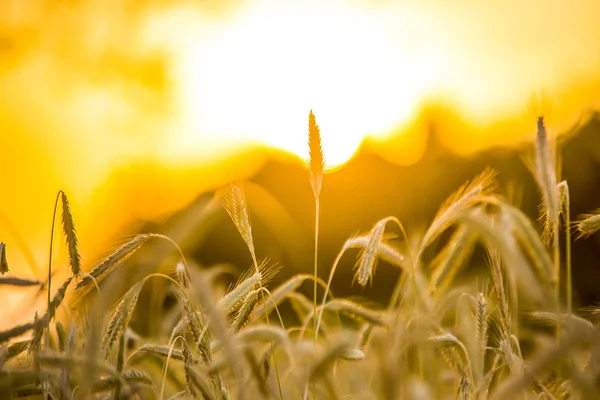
[
  {"x1": 221, "y1": 182, "x2": 284, "y2": 399},
  {"x1": 307, "y1": 110, "x2": 325, "y2": 391}
]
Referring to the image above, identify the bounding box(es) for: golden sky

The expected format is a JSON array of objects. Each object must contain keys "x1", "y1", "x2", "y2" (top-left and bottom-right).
[{"x1": 1, "y1": 0, "x2": 600, "y2": 306}]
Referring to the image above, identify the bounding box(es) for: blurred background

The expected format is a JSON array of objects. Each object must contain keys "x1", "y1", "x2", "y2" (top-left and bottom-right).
[{"x1": 2, "y1": 0, "x2": 600, "y2": 328}]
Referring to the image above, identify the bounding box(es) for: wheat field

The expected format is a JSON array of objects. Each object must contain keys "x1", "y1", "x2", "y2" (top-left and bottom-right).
[{"x1": 1, "y1": 113, "x2": 600, "y2": 400}]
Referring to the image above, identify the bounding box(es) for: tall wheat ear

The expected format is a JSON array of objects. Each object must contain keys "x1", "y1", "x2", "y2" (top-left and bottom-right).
[
  {"x1": 306, "y1": 109, "x2": 325, "y2": 400},
  {"x1": 307, "y1": 111, "x2": 324, "y2": 316},
  {"x1": 308, "y1": 110, "x2": 324, "y2": 200}
]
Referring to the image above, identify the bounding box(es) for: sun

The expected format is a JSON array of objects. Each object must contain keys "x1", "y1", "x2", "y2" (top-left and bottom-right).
[{"x1": 145, "y1": 0, "x2": 423, "y2": 169}]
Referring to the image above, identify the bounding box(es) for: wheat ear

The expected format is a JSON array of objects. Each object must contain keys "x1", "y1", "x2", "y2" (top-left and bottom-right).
[
  {"x1": 103, "y1": 281, "x2": 144, "y2": 359},
  {"x1": 0, "y1": 242, "x2": 8, "y2": 275},
  {"x1": 502, "y1": 202, "x2": 553, "y2": 284},
  {"x1": 74, "y1": 234, "x2": 154, "y2": 292},
  {"x1": 221, "y1": 181, "x2": 284, "y2": 399},
  {"x1": 316, "y1": 216, "x2": 406, "y2": 339},
  {"x1": 475, "y1": 293, "x2": 488, "y2": 385},
  {"x1": 92, "y1": 370, "x2": 153, "y2": 395},
  {"x1": 530, "y1": 311, "x2": 595, "y2": 335},
  {"x1": 0, "y1": 277, "x2": 40, "y2": 287},
  {"x1": 534, "y1": 117, "x2": 562, "y2": 318},
  {"x1": 221, "y1": 182, "x2": 256, "y2": 263},
  {"x1": 175, "y1": 261, "x2": 190, "y2": 289},
  {"x1": 430, "y1": 225, "x2": 477, "y2": 294},
  {"x1": 136, "y1": 344, "x2": 184, "y2": 361},
  {"x1": 30, "y1": 276, "x2": 73, "y2": 351},
  {"x1": 0, "y1": 322, "x2": 37, "y2": 345},
  {"x1": 308, "y1": 110, "x2": 324, "y2": 199},
  {"x1": 60, "y1": 192, "x2": 81, "y2": 276},
  {"x1": 318, "y1": 299, "x2": 386, "y2": 327},
  {"x1": 558, "y1": 181, "x2": 572, "y2": 314},
  {"x1": 193, "y1": 269, "x2": 246, "y2": 400},
  {"x1": 421, "y1": 168, "x2": 496, "y2": 251},
  {"x1": 217, "y1": 270, "x2": 262, "y2": 314},
  {"x1": 307, "y1": 110, "x2": 325, "y2": 397},
  {"x1": 576, "y1": 209, "x2": 600, "y2": 238},
  {"x1": 231, "y1": 289, "x2": 260, "y2": 332},
  {"x1": 354, "y1": 217, "x2": 388, "y2": 287},
  {"x1": 428, "y1": 332, "x2": 474, "y2": 389},
  {"x1": 486, "y1": 248, "x2": 510, "y2": 339},
  {"x1": 534, "y1": 117, "x2": 560, "y2": 243},
  {"x1": 4, "y1": 340, "x2": 29, "y2": 363}
]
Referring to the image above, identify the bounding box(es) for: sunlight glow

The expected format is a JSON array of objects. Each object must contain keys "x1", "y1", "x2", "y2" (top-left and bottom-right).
[
  {"x1": 141, "y1": 0, "x2": 600, "y2": 166},
  {"x1": 144, "y1": 0, "x2": 425, "y2": 168}
]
